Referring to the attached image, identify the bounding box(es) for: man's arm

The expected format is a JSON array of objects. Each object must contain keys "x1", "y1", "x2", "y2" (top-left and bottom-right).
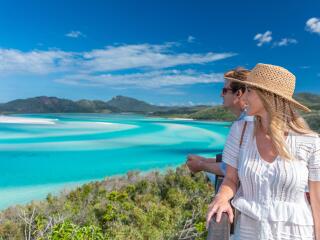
[
  {"x1": 186, "y1": 154, "x2": 225, "y2": 176},
  {"x1": 200, "y1": 160, "x2": 225, "y2": 176}
]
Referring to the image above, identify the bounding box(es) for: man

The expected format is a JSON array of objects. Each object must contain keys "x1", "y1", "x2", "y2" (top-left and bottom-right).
[{"x1": 186, "y1": 67, "x2": 253, "y2": 182}]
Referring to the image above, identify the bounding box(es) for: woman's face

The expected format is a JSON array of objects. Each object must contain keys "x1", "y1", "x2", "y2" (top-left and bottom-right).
[{"x1": 244, "y1": 87, "x2": 265, "y2": 116}]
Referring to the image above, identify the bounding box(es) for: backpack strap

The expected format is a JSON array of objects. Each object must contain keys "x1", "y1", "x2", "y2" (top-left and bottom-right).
[
  {"x1": 232, "y1": 121, "x2": 247, "y2": 234},
  {"x1": 239, "y1": 121, "x2": 247, "y2": 147}
]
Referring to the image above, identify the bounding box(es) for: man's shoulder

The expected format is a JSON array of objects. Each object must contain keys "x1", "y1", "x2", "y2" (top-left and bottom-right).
[
  {"x1": 236, "y1": 110, "x2": 254, "y2": 122},
  {"x1": 242, "y1": 115, "x2": 254, "y2": 122},
  {"x1": 230, "y1": 118, "x2": 254, "y2": 135},
  {"x1": 230, "y1": 119, "x2": 247, "y2": 131}
]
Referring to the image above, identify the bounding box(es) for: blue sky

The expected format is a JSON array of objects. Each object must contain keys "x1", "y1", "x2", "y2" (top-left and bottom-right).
[{"x1": 0, "y1": 0, "x2": 319, "y2": 106}]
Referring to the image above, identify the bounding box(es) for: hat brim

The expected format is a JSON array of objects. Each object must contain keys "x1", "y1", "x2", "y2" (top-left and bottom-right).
[{"x1": 225, "y1": 77, "x2": 311, "y2": 112}]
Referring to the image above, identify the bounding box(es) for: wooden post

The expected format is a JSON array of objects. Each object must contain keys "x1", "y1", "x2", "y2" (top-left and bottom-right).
[{"x1": 206, "y1": 212, "x2": 230, "y2": 240}]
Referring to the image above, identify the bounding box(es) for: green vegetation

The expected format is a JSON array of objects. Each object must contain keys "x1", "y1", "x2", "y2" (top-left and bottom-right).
[
  {"x1": 0, "y1": 97, "x2": 111, "y2": 114},
  {"x1": 0, "y1": 95, "x2": 165, "y2": 114},
  {"x1": 151, "y1": 106, "x2": 235, "y2": 122},
  {"x1": 294, "y1": 93, "x2": 320, "y2": 110},
  {"x1": 0, "y1": 167, "x2": 213, "y2": 239},
  {"x1": 157, "y1": 93, "x2": 320, "y2": 132},
  {"x1": 295, "y1": 93, "x2": 320, "y2": 132},
  {"x1": 301, "y1": 111, "x2": 320, "y2": 133},
  {"x1": 189, "y1": 106, "x2": 236, "y2": 121}
]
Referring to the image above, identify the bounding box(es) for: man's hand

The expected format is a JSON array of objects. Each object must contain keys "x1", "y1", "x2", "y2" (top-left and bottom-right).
[{"x1": 186, "y1": 154, "x2": 206, "y2": 173}]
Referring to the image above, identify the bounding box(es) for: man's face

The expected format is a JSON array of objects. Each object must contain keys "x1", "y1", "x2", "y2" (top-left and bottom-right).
[
  {"x1": 221, "y1": 80, "x2": 246, "y2": 111},
  {"x1": 221, "y1": 80, "x2": 235, "y2": 108}
]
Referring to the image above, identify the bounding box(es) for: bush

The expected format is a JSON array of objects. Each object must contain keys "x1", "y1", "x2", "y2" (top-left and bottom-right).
[{"x1": 0, "y1": 166, "x2": 212, "y2": 239}]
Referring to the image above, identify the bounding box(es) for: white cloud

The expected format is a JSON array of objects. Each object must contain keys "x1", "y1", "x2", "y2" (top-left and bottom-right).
[
  {"x1": 187, "y1": 36, "x2": 195, "y2": 43},
  {"x1": 306, "y1": 17, "x2": 320, "y2": 35},
  {"x1": 254, "y1": 31, "x2": 272, "y2": 47},
  {"x1": 254, "y1": 31, "x2": 298, "y2": 48},
  {"x1": 55, "y1": 69, "x2": 225, "y2": 88},
  {"x1": 65, "y1": 31, "x2": 86, "y2": 38},
  {"x1": 273, "y1": 38, "x2": 298, "y2": 47},
  {"x1": 0, "y1": 42, "x2": 235, "y2": 89},
  {"x1": 0, "y1": 49, "x2": 74, "y2": 74},
  {"x1": 155, "y1": 87, "x2": 186, "y2": 95},
  {"x1": 80, "y1": 43, "x2": 236, "y2": 72},
  {"x1": 0, "y1": 43, "x2": 235, "y2": 75},
  {"x1": 300, "y1": 66, "x2": 310, "y2": 69},
  {"x1": 166, "y1": 101, "x2": 218, "y2": 106}
]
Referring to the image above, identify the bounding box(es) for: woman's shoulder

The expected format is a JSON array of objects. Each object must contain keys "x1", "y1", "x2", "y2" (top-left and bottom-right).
[
  {"x1": 291, "y1": 131, "x2": 319, "y2": 140},
  {"x1": 291, "y1": 131, "x2": 320, "y2": 150}
]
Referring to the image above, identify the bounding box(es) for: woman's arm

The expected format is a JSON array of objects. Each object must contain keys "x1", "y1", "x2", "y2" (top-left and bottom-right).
[
  {"x1": 206, "y1": 164, "x2": 239, "y2": 226},
  {"x1": 205, "y1": 121, "x2": 244, "y2": 227},
  {"x1": 309, "y1": 180, "x2": 320, "y2": 240}
]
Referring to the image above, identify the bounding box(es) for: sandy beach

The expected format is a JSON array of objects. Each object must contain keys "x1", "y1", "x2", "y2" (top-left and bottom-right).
[{"x1": 0, "y1": 115, "x2": 57, "y2": 124}]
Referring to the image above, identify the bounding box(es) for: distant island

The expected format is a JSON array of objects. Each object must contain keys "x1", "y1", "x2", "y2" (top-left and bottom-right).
[
  {"x1": 0, "y1": 93, "x2": 319, "y2": 132},
  {"x1": 0, "y1": 95, "x2": 207, "y2": 115}
]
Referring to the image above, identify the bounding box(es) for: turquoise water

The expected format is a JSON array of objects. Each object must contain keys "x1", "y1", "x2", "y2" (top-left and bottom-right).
[{"x1": 0, "y1": 114, "x2": 230, "y2": 210}]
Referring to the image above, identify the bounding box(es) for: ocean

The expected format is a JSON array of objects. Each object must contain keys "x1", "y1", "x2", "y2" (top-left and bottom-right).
[{"x1": 0, "y1": 113, "x2": 230, "y2": 210}]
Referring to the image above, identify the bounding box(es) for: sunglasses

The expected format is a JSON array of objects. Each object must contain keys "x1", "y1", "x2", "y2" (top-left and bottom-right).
[{"x1": 221, "y1": 87, "x2": 233, "y2": 95}]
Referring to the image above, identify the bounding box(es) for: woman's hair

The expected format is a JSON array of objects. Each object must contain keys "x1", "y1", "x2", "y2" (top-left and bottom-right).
[
  {"x1": 254, "y1": 88, "x2": 314, "y2": 160},
  {"x1": 224, "y1": 67, "x2": 250, "y2": 94}
]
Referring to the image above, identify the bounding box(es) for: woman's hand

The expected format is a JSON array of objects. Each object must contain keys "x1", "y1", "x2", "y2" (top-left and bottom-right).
[
  {"x1": 206, "y1": 193, "x2": 234, "y2": 229},
  {"x1": 206, "y1": 164, "x2": 238, "y2": 228}
]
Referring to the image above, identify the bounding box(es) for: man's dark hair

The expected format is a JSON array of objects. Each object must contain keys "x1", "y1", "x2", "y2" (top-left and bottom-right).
[{"x1": 224, "y1": 67, "x2": 250, "y2": 94}]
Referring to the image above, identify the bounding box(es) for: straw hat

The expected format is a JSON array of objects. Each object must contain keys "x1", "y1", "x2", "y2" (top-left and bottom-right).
[{"x1": 225, "y1": 63, "x2": 311, "y2": 112}]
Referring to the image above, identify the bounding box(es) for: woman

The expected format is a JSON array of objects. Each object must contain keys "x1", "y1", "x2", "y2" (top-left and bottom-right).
[{"x1": 206, "y1": 63, "x2": 320, "y2": 239}]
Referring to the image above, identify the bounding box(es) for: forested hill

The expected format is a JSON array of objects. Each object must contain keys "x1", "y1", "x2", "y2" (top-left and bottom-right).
[{"x1": 0, "y1": 95, "x2": 207, "y2": 115}]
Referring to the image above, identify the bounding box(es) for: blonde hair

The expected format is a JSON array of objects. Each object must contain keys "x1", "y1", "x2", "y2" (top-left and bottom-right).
[{"x1": 254, "y1": 88, "x2": 314, "y2": 160}]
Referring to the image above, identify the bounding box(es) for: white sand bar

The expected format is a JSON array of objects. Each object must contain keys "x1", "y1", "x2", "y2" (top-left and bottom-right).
[{"x1": 0, "y1": 115, "x2": 56, "y2": 124}]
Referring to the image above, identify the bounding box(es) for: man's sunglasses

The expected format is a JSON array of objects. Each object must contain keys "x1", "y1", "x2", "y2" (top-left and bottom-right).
[{"x1": 221, "y1": 87, "x2": 233, "y2": 95}]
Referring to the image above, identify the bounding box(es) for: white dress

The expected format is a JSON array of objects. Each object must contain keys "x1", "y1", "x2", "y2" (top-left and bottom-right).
[{"x1": 222, "y1": 120, "x2": 320, "y2": 240}]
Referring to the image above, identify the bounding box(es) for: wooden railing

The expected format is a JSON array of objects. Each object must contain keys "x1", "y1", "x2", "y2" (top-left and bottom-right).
[
  {"x1": 207, "y1": 212, "x2": 231, "y2": 240},
  {"x1": 206, "y1": 153, "x2": 233, "y2": 240}
]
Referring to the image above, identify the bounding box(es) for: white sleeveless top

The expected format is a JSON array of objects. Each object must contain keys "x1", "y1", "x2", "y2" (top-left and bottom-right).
[{"x1": 222, "y1": 120, "x2": 320, "y2": 226}]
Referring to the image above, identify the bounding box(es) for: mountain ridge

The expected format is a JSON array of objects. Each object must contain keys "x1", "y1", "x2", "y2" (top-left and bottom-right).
[{"x1": 0, "y1": 95, "x2": 180, "y2": 114}]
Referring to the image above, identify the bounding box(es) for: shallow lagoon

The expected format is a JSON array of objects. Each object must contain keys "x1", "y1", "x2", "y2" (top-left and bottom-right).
[{"x1": 0, "y1": 113, "x2": 230, "y2": 209}]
